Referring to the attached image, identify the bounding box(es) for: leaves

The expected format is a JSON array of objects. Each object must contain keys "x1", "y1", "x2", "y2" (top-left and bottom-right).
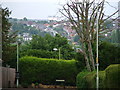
[
  {"x1": 2, "y1": 7, "x2": 17, "y2": 63},
  {"x1": 20, "y1": 34, "x2": 75, "y2": 60}
]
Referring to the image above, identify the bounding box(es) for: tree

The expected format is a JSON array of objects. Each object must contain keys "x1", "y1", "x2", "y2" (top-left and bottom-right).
[
  {"x1": 23, "y1": 17, "x2": 27, "y2": 21},
  {"x1": 60, "y1": 0, "x2": 118, "y2": 71},
  {"x1": 20, "y1": 34, "x2": 75, "y2": 60},
  {"x1": 2, "y1": 7, "x2": 17, "y2": 66},
  {"x1": 110, "y1": 29, "x2": 120, "y2": 44}
]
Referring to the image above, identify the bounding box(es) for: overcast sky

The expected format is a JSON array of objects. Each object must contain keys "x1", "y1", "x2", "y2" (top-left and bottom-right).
[{"x1": 0, "y1": 0, "x2": 119, "y2": 19}]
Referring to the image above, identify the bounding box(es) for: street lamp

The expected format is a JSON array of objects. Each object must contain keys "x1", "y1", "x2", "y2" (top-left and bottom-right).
[
  {"x1": 96, "y1": 0, "x2": 99, "y2": 89},
  {"x1": 53, "y1": 48, "x2": 61, "y2": 60},
  {"x1": 16, "y1": 41, "x2": 20, "y2": 88}
]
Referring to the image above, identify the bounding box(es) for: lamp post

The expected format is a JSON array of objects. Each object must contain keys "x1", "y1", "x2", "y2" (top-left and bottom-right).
[
  {"x1": 53, "y1": 48, "x2": 61, "y2": 60},
  {"x1": 16, "y1": 41, "x2": 20, "y2": 88},
  {"x1": 0, "y1": 6, "x2": 2, "y2": 90},
  {"x1": 96, "y1": 0, "x2": 99, "y2": 89}
]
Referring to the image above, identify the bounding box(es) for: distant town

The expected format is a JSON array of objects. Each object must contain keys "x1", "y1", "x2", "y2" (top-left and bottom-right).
[{"x1": 9, "y1": 14, "x2": 119, "y2": 46}]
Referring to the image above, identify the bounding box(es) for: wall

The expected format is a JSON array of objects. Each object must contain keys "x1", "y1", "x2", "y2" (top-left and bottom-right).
[{"x1": 2, "y1": 67, "x2": 16, "y2": 88}]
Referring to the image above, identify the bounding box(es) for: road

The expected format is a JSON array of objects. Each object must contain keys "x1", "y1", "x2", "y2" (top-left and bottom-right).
[{"x1": 2, "y1": 88, "x2": 76, "y2": 90}]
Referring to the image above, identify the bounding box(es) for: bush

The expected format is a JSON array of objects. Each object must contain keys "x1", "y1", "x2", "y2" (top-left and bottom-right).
[
  {"x1": 77, "y1": 71, "x2": 107, "y2": 88},
  {"x1": 75, "y1": 42, "x2": 120, "y2": 71},
  {"x1": 19, "y1": 56, "x2": 78, "y2": 86},
  {"x1": 75, "y1": 53, "x2": 86, "y2": 71},
  {"x1": 105, "y1": 64, "x2": 120, "y2": 88},
  {"x1": 20, "y1": 49, "x2": 56, "y2": 59},
  {"x1": 76, "y1": 64, "x2": 119, "y2": 89},
  {"x1": 99, "y1": 42, "x2": 120, "y2": 70},
  {"x1": 77, "y1": 71, "x2": 97, "y2": 88},
  {"x1": 76, "y1": 71, "x2": 90, "y2": 88}
]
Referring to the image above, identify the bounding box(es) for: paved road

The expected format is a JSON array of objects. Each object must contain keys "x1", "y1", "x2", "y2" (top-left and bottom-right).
[{"x1": 2, "y1": 88, "x2": 76, "y2": 90}]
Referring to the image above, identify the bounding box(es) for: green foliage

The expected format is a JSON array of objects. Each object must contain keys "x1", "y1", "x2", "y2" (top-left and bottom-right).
[
  {"x1": 76, "y1": 71, "x2": 106, "y2": 88},
  {"x1": 99, "y1": 41, "x2": 120, "y2": 70},
  {"x1": 76, "y1": 64, "x2": 120, "y2": 89},
  {"x1": 19, "y1": 56, "x2": 78, "y2": 86},
  {"x1": 77, "y1": 71, "x2": 96, "y2": 89},
  {"x1": 110, "y1": 30, "x2": 120, "y2": 43},
  {"x1": 76, "y1": 71, "x2": 90, "y2": 88},
  {"x1": 105, "y1": 64, "x2": 120, "y2": 88},
  {"x1": 20, "y1": 34, "x2": 75, "y2": 60},
  {"x1": 3, "y1": 44, "x2": 17, "y2": 68},
  {"x1": 75, "y1": 53, "x2": 86, "y2": 71},
  {"x1": 74, "y1": 35, "x2": 80, "y2": 42},
  {"x1": 21, "y1": 49, "x2": 55, "y2": 58},
  {"x1": 2, "y1": 7, "x2": 17, "y2": 66},
  {"x1": 75, "y1": 41, "x2": 120, "y2": 71},
  {"x1": 103, "y1": 20, "x2": 113, "y2": 29},
  {"x1": 12, "y1": 22, "x2": 44, "y2": 35}
]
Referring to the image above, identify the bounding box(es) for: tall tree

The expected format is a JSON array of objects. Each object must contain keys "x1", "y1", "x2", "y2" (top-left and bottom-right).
[
  {"x1": 20, "y1": 34, "x2": 75, "y2": 60},
  {"x1": 2, "y1": 7, "x2": 17, "y2": 65},
  {"x1": 60, "y1": 0, "x2": 118, "y2": 71}
]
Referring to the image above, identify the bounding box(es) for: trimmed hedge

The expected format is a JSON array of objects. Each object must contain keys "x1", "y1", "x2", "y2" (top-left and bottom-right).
[
  {"x1": 76, "y1": 71, "x2": 90, "y2": 88},
  {"x1": 105, "y1": 64, "x2": 120, "y2": 88},
  {"x1": 76, "y1": 71, "x2": 103, "y2": 88},
  {"x1": 19, "y1": 56, "x2": 78, "y2": 86},
  {"x1": 76, "y1": 64, "x2": 119, "y2": 89}
]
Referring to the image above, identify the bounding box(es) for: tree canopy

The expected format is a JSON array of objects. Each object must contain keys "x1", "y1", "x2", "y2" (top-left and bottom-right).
[
  {"x1": 2, "y1": 7, "x2": 17, "y2": 66},
  {"x1": 20, "y1": 34, "x2": 75, "y2": 60}
]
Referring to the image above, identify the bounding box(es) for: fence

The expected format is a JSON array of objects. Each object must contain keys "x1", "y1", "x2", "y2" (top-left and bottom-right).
[{"x1": 1, "y1": 67, "x2": 16, "y2": 88}]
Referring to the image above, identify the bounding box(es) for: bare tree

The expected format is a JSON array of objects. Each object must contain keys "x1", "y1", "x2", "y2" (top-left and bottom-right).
[{"x1": 60, "y1": 0, "x2": 119, "y2": 71}]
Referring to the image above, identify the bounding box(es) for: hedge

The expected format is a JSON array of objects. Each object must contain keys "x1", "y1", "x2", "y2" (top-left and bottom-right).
[
  {"x1": 76, "y1": 71, "x2": 103, "y2": 88},
  {"x1": 76, "y1": 64, "x2": 119, "y2": 89},
  {"x1": 19, "y1": 56, "x2": 78, "y2": 86},
  {"x1": 105, "y1": 64, "x2": 120, "y2": 88},
  {"x1": 76, "y1": 71, "x2": 90, "y2": 88}
]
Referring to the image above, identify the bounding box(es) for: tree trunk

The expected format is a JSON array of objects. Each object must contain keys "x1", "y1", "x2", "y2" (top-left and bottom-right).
[
  {"x1": 82, "y1": 43, "x2": 92, "y2": 72},
  {"x1": 88, "y1": 41, "x2": 95, "y2": 71},
  {"x1": 84, "y1": 52, "x2": 92, "y2": 72}
]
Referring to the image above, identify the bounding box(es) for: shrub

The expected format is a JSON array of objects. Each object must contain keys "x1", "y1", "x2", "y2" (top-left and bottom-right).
[
  {"x1": 77, "y1": 71, "x2": 97, "y2": 88},
  {"x1": 77, "y1": 71, "x2": 106, "y2": 88},
  {"x1": 105, "y1": 64, "x2": 120, "y2": 88},
  {"x1": 76, "y1": 71, "x2": 90, "y2": 88},
  {"x1": 19, "y1": 56, "x2": 78, "y2": 86},
  {"x1": 75, "y1": 42, "x2": 120, "y2": 71},
  {"x1": 20, "y1": 49, "x2": 55, "y2": 59},
  {"x1": 99, "y1": 42, "x2": 120, "y2": 70},
  {"x1": 75, "y1": 53, "x2": 86, "y2": 71},
  {"x1": 76, "y1": 64, "x2": 119, "y2": 89}
]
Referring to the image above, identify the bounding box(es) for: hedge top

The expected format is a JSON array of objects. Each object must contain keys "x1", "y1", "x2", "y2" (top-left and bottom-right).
[{"x1": 20, "y1": 56, "x2": 76, "y2": 62}]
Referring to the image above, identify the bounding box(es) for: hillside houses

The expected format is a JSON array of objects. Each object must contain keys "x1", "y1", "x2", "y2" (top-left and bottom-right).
[{"x1": 10, "y1": 18, "x2": 78, "y2": 45}]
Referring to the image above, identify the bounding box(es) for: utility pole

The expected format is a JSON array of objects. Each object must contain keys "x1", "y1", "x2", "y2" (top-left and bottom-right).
[
  {"x1": 96, "y1": 0, "x2": 99, "y2": 90},
  {"x1": 0, "y1": 6, "x2": 2, "y2": 90},
  {"x1": 59, "y1": 48, "x2": 60, "y2": 60},
  {"x1": 16, "y1": 42, "x2": 19, "y2": 88}
]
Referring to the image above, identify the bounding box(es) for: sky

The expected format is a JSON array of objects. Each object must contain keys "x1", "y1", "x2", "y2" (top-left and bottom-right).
[{"x1": 0, "y1": 0, "x2": 119, "y2": 20}]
